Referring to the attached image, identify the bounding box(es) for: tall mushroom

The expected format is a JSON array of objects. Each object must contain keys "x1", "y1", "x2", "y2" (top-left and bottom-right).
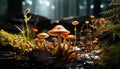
[
  {"x1": 72, "y1": 21, "x2": 79, "y2": 50},
  {"x1": 48, "y1": 25, "x2": 70, "y2": 53}
]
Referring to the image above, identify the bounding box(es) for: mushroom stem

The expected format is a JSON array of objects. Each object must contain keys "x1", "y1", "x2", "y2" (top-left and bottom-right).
[
  {"x1": 57, "y1": 33, "x2": 62, "y2": 57},
  {"x1": 68, "y1": 39, "x2": 71, "y2": 46},
  {"x1": 67, "y1": 39, "x2": 72, "y2": 51},
  {"x1": 58, "y1": 33, "x2": 61, "y2": 48},
  {"x1": 43, "y1": 39, "x2": 46, "y2": 48},
  {"x1": 74, "y1": 25, "x2": 77, "y2": 50},
  {"x1": 58, "y1": 34, "x2": 61, "y2": 46},
  {"x1": 63, "y1": 38, "x2": 66, "y2": 49}
]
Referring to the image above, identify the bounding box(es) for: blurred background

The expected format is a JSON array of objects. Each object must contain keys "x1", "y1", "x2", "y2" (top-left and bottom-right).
[
  {"x1": 0, "y1": 0, "x2": 111, "y2": 19},
  {"x1": 0, "y1": 0, "x2": 111, "y2": 33}
]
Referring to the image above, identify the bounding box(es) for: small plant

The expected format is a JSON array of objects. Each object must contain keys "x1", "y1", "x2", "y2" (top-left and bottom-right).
[{"x1": 0, "y1": 9, "x2": 39, "y2": 57}]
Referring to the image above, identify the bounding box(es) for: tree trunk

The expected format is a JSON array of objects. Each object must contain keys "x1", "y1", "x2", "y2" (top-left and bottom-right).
[
  {"x1": 93, "y1": 0, "x2": 101, "y2": 17},
  {"x1": 7, "y1": 0, "x2": 22, "y2": 17}
]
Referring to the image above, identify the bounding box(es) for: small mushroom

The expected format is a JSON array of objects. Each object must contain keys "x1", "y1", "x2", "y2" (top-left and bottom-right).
[
  {"x1": 66, "y1": 35, "x2": 76, "y2": 49},
  {"x1": 37, "y1": 32, "x2": 49, "y2": 39},
  {"x1": 60, "y1": 32, "x2": 69, "y2": 50},
  {"x1": 66, "y1": 35, "x2": 76, "y2": 40},
  {"x1": 37, "y1": 32, "x2": 49, "y2": 49}
]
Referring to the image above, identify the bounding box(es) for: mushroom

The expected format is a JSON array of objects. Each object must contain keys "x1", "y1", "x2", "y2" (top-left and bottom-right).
[
  {"x1": 67, "y1": 35, "x2": 76, "y2": 39},
  {"x1": 37, "y1": 32, "x2": 49, "y2": 49},
  {"x1": 66, "y1": 35, "x2": 76, "y2": 46},
  {"x1": 48, "y1": 25, "x2": 70, "y2": 36},
  {"x1": 48, "y1": 25, "x2": 70, "y2": 50},
  {"x1": 61, "y1": 32, "x2": 69, "y2": 46},
  {"x1": 65, "y1": 35, "x2": 76, "y2": 50},
  {"x1": 37, "y1": 32, "x2": 49, "y2": 39},
  {"x1": 60, "y1": 32, "x2": 69, "y2": 52},
  {"x1": 72, "y1": 21, "x2": 79, "y2": 49}
]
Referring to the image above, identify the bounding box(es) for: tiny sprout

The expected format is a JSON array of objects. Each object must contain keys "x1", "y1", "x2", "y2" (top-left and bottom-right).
[{"x1": 24, "y1": 9, "x2": 31, "y2": 23}]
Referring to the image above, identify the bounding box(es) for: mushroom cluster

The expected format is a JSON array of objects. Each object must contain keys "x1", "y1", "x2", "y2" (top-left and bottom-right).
[{"x1": 47, "y1": 25, "x2": 77, "y2": 62}]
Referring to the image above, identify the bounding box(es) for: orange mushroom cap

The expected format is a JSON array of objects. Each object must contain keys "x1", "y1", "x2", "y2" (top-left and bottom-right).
[
  {"x1": 72, "y1": 21, "x2": 79, "y2": 25},
  {"x1": 66, "y1": 35, "x2": 76, "y2": 39},
  {"x1": 48, "y1": 25, "x2": 70, "y2": 36},
  {"x1": 61, "y1": 32, "x2": 69, "y2": 38},
  {"x1": 37, "y1": 32, "x2": 49, "y2": 39}
]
